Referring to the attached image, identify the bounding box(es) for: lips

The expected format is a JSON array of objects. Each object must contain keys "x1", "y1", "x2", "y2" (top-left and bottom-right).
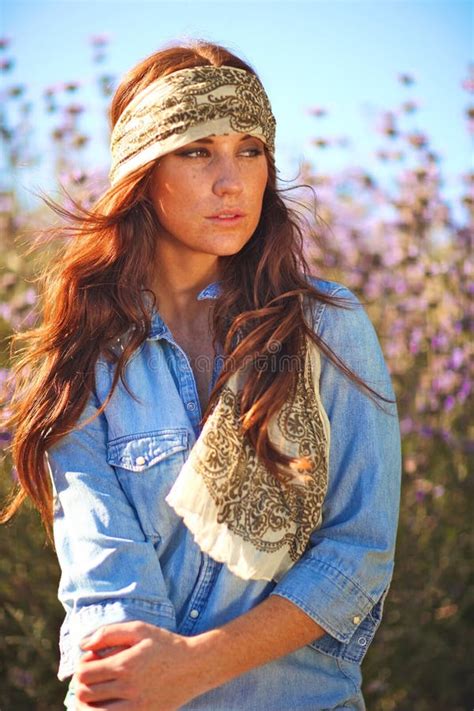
[
  {"x1": 206, "y1": 210, "x2": 246, "y2": 224},
  {"x1": 208, "y1": 208, "x2": 245, "y2": 216}
]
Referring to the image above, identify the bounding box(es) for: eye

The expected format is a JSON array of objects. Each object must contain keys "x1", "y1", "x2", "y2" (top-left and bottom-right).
[
  {"x1": 239, "y1": 141, "x2": 264, "y2": 157},
  {"x1": 176, "y1": 148, "x2": 210, "y2": 158},
  {"x1": 240, "y1": 147, "x2": 264, "y2": 157}
]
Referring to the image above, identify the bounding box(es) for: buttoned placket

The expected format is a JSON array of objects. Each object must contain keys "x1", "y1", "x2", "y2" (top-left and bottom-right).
[
  {"x1": 151, "y1": 326, "x2": 223, "y2": 438},
  {"x1": 147, "y1": 312, "x2": 225, "y2": 633},
  {"x1": 145, "y1": 280, "x2": 224, "y2": 438},
  {"x1": 164, "y1": 330, "x2": 224, "y2": 633},
  {"x1": 178, "y1": 553, "x2": 223, "y2": 635}
]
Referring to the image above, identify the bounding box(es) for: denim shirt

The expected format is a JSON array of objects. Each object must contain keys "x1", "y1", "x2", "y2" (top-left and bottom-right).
[{"x1": 47, "y1": 276, "x2": 401, "y2": 710}]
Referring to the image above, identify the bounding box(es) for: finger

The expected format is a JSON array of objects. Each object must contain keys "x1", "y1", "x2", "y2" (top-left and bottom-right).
[
  {"x1": 80, "y1": 650, "x2": 97, "y2": 662},
  {"x1": 75, "y1": 659, "x2": 118, "y2": 686},
  {"x1": 76, "y1": 697, "x2": 130, "y2": 711},
  {"x1": 75, "y1": 702, "x2": 126, "y2": 711},
  {"x1": 76, "y1": 648, "x2": 131, "y2": 685},
  {"x1": 80, "y1": 621, "x2": 147, "y2": 651},
  {"x1": 75, "y1": 678, "x2": 129, "y2": 704},
  {"x1": 94, "y1": 645, "x2": 130, "y2": 659},
  {"x1": 79, "y1": 646, "x2": 129, "y2": 669}
]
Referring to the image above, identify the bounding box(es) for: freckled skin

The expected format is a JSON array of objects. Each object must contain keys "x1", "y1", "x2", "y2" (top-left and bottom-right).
[
  {"x1": 146, "y1": 132, "x2": 269, "y2": 414},
  {"x1": 148, "y1": 132, "x2": 269, "y2": 259}
]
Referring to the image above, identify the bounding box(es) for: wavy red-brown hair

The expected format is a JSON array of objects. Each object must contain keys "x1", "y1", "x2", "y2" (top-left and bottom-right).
[{"x1": 1, "y1": 39, "x2": 393, "y2": 533}]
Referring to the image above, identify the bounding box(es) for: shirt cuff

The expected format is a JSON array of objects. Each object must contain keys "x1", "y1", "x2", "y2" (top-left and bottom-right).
[
  {"x1": 58, "y1": 598, "x2": 176, "y2": 680},
  {"x1": 269, "y1": 557, "x2": 383, "y2": 644}
]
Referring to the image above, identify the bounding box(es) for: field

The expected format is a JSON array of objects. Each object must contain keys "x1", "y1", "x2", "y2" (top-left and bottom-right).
[{"x1": 0, "y1": 40, "x2": 472, "y2": 710}]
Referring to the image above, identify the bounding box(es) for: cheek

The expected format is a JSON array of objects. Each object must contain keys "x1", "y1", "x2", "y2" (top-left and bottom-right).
[
  {"x1": 156, "y1": 201, "x2": 195, "y2": 238},
  {"x1": 153, "y1": 177, "x2": 199, "y2": 228},
  {"x1": 255, "y1": 164, "x2": 269, "y2": 198},
  {"x1": 250, "y1": 167, "x2": 268, "y2": 212}
]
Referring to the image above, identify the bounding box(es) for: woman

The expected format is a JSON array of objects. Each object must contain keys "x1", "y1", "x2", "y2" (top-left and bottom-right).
[{"x1": 2, "y1": 40, "x2": 401, "y2": 710}]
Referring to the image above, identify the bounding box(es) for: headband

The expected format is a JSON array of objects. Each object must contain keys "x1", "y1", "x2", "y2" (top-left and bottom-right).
[{"x1": 109, "y1": 65, "x2": 276, "y2": 186}]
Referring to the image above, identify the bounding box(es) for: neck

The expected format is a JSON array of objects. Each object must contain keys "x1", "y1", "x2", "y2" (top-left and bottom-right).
[{"x1": 150, "y1": 257, "x2": 221, "y2": 329}]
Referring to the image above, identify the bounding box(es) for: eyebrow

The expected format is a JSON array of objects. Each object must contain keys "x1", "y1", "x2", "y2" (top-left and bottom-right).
[{"x1": 190, "y1": 134, "x2": 258, "y2": 145}]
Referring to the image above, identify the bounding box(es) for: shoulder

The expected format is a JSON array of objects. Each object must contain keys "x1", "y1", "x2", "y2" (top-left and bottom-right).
[
  {"x1": 305, "y1": 274, "x2": 348, "y2": 297},
  {"x1": 304, "y1": 275, "x2": 362, "y2": 307},
  {"x1": 304, "y1": 274, "x2": 394, "y2": 393},
  {"x1": 303, "y1": 275, "x2": 363, "y2": 336}
]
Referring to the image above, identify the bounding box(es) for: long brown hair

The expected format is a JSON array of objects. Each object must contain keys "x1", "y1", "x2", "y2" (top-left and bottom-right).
[{"x1": 1, "y1": 39, "x2": 394, "y2": 533}]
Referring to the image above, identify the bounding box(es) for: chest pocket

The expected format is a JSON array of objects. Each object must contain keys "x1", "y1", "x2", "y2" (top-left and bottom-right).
[{"x1": 107, "y1": 428, "x2": 189, "y2": 540}]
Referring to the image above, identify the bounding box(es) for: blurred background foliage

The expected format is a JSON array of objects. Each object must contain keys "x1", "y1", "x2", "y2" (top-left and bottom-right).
[{"x1": 0, "y1": 34, "x2": 473, "y2": 711}]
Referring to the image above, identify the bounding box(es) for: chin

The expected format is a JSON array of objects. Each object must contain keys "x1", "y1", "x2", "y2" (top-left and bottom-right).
[
  {"x1": 208, "y1": 234, "x2": 254, "y2": 256},
  {"x1": 216, "y1": 243, "x2": 249, "y2": 256}
]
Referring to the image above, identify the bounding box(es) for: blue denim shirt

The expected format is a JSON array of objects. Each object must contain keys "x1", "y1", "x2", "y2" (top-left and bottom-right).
[{"x1": 47, "y1": 276, "x2": 401, "y2": 710}]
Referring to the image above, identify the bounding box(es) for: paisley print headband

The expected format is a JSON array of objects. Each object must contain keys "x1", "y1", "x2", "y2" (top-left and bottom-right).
[{"x1": 109, "y1": 65, "x2": 276, "y2": 186}]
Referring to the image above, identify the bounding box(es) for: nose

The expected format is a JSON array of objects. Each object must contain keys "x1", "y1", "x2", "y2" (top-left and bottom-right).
[{"x1": 212, "y1": 155, "x2": 243, "y2": 197}]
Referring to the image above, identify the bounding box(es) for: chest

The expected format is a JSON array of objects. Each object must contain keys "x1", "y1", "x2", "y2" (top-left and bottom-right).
[{"x1": 170, "y1": 327, "x2": 217, "y2": 415}]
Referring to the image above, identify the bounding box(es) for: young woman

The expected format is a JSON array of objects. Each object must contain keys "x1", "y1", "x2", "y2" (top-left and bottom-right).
[{"x1": 3, "y1": 40, "x2": 402, "y2": 710}]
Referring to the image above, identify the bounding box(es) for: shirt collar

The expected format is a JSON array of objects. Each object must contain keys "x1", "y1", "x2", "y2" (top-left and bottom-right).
[{"x1": 146, "y1": 280, "x2": 222, "y2": 339}]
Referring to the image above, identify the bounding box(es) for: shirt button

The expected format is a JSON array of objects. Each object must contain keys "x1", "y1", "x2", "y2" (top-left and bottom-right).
[
  {"x1": 189, "y1": 609, "x2": 200, "y2": 619},
  {"x1": 352, "y1": 615, "x2": 361, "y2": 625},
  {"x1": 358, "y1": 636, "x2": 367, "y2": 646},
  {"x1": 187, "y1": 402, "x2": 196, "y2": 411},
  {"x1": 135, "y1": 456, "x2": 146, "y2": 465}
]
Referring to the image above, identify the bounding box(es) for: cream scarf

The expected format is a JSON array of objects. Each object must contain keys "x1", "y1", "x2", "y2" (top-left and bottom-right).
[{"x1": 165, "y1": 334, "x2": 330, "y2": 582}]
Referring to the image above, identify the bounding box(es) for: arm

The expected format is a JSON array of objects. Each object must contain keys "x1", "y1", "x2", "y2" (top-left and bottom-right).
[
  {"x1": 74, "y1": 595, "x2": 325, "y2": 709},
  {"x1": 186, "y1": 594, "x2": 327, "y2": 681},
  {"x1": 47, "y1": 383, "x2": 177, "y2": 681},
  {"x1": 269, "y1": 285, "x2": 402, "y2": 643}
]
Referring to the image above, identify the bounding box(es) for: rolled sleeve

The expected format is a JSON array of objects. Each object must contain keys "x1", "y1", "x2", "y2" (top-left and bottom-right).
[
  {"x1": 270, "y1": 285, "x2": 402, "y2": 644},
  {"x1": 47, "y1": 389, "x2": 176, "y2": 679}
]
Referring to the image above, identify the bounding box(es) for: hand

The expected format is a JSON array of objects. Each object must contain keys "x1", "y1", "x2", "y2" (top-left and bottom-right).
[{"x1": 73, "y1": 621, "x2": 207, "y2": 710}]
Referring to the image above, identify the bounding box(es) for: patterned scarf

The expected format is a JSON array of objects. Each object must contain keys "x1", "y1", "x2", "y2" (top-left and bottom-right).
[{"x1": 165, "y1": 334, "x2": 330, "y2": 582}]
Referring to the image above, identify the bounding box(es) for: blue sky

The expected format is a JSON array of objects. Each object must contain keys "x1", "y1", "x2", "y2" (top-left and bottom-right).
[{"x1": 2, "y1": 0, "x2": 472, "y2": 218}]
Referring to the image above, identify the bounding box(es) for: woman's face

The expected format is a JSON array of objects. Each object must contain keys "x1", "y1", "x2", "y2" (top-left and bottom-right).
[{"x1": 148, "y1": 132, "x2": 269, "y2": 258}]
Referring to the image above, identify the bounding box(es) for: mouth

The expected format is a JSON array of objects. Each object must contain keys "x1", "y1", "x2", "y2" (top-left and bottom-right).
[{"x1": 206, "y1": 210, "x2": 246, "y2": 224}]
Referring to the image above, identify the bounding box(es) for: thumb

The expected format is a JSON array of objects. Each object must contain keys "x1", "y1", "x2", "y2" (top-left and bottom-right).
[{"x1": 80, "y1": 621, "x2": 144, "y2": 650}]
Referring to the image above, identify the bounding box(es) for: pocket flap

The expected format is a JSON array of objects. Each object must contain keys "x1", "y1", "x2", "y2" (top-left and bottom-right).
[{"x1": 107, "y1": 429, "x2": 188, "y2": 471}]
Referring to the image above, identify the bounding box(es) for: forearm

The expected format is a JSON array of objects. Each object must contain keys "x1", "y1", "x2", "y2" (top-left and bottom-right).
[
  {"x1": 187, "y1": 594, "x2": 327, "y2": 696},
  {"x1": 74, "y1": 597, "x2": 328, "y2": 708}
]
